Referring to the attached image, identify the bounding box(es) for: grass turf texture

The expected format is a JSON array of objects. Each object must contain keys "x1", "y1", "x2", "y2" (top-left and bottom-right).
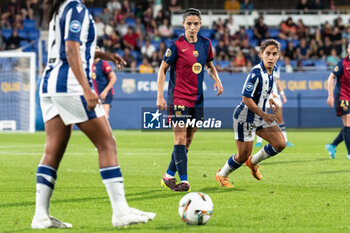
[{"x1": 0, "y1": 130, "x2": 349, "y2": 233}]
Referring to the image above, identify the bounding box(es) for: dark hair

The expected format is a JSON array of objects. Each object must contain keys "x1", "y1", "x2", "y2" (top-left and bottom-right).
[
  {"x1": 260, "y1": 39, "x2": 280, "y2": 53},
  {"x1": 48, "y1": 0, "x2": 65, "y2": 22},
  {"x1": 182, "y1": 8, "x2": 201, "y2": 21}
]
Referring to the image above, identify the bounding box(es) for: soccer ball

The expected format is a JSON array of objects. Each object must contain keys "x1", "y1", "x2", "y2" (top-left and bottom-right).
[{"x1": 178, "y1": 192, "x2": 213, "y2": 225}]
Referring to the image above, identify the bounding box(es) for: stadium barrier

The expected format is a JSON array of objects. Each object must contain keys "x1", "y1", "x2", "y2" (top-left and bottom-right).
[{"x1": 34, "y1": 71, "x2": 339, "y2": 130}]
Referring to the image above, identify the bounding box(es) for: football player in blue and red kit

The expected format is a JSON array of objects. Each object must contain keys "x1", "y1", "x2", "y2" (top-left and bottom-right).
[
  {"x1": 92, "y1": 49, "x2": 117, "y2": 118},
  {"x1": 326, "y1": 42, "x2": 350, "y2": 160},
  {"x1": 156, "y1": 8, "x2": 223, "y2": 192}
]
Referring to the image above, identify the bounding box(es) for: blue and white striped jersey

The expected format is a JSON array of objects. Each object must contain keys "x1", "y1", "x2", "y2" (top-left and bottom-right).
[
  {"x1": 40, "y1": 0, "x2": 96, "y2": 96},
  {"x1": 234, "y1": 62, "x2": 277, "y2": 124}
]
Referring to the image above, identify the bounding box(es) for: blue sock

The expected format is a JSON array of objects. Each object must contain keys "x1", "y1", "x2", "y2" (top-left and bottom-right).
[
  {"x1": 332, "y1": 128, "x2": 344, "y2": 146},
  {"x1": 228, "y1": 155, "x2": 242, "y2": 170},
  {"x1": 264, "y1": 144, "x2": 280, "y2": 156},
  {"x1": 342, "y1": 127, "x2": 350, "y2": 154},
  {"x1": 167, "y1": 151, "x2": 176, "y2": 177},
  {"x1": 36, "y1": 165, "x2": 57, "y2": 189},
  {"x1": 279, "y1": 123, "x2": 286, "y2": 132},
  {"x1": 174, "y1": 145, "x2": 187, "y2": 182},
  {"x1": 99, "y1": 166, "x2": 123, "y2": 183}
]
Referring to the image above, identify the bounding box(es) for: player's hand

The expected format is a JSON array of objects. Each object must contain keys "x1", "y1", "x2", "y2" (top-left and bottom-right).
[
  {"x1": 84, "y1": 89, "x2": 99, "y2": 110},
  {"x1": 269, "y1": 98, "x2": 280, "y2": 112},
  {"x1": 100, "y1": 90, "x2": 108, "y2": 101},
  {"x1": 214, "y1": 80, "x2": 223, "y2": 96},
  {"x1": 327, "y1": 96, "x2": 334, "y2": 108},
  {"x1": 262, "y1": 113, "x2": 277, "y2": 124},
  {"x1": 281, "y1": 93, "x2": 287, "y2": 104},
  {"x1": 101, "y1": 52, "x2": 127, "y2": 70},
  {"x1": 157, "y1": 96, "x2": 167, "y2": 111}
]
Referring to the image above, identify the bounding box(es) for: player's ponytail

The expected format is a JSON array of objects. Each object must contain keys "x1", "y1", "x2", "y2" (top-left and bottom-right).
[
  {"x1": 183, "y1": 8, "x2": 201, "y2": 21},
  {"x1": 48, "y1": 0, "x2": 65, "y2": 22}
]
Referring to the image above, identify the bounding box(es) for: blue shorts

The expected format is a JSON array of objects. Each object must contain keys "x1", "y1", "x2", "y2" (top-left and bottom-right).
[
  {"x1": 101, "y1": 92, "x2": 113, "y2": 106},
  {"x1": 167, "y1": 105, "x2": 204, "y2": 125},
  {"x1": 334, "y1": 98, "x2": 350, "y2": 117}
]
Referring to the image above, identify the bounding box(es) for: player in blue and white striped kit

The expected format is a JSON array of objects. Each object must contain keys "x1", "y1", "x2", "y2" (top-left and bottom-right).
[
  {"x1": 32, "y1": 0, "x2": 155, "y2": 229},
  {"x1": 216, "y1": 39, "x2": 286, "y2": 188}
]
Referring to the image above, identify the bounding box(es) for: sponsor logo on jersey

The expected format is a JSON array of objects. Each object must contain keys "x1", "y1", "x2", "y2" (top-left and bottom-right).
[
  {"x1": 165, "y1": 48, "x2": 171, "y2": 57},
  {"x1": 245, "y1": 82, "x2": 254, "y2": 91},
  {"x1": 69, "y1": 20, "x2": 82, "y2": 33},
  {"x1": 192, "y1": 62, "x2": 202, "y2": 74}
]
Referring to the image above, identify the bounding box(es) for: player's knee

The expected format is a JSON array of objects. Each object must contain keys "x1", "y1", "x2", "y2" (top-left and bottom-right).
[{"x1": 274, "y1": 141, "x2": 286, "y2": 152}]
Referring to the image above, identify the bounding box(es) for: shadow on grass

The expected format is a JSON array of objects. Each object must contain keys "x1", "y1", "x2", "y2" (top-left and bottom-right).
[
  {"x1": 262, "y1": 158, "x2": 329, "y2": 166},
  {"x1": 316, "y1": 170, "x2": 350, "y2": 174}
]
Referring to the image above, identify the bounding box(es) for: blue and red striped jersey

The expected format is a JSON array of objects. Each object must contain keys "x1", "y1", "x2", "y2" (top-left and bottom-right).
[
  {"x1": 92, "y1": 59, "x2": 114, "y2": 95},
  {"x1": 163, "y1": 35, "x2": 213, "y2": 107},
  {"x1": 332, "y1": 56, "x2": 350, "y2": 100}
]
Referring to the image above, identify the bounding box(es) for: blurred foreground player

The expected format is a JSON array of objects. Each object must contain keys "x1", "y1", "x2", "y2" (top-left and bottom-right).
[
  {"x1": 216, "y1": 39, "x2": 286, "y2": 188},
  {"x1": 326, "y1": 42, "x2": 350, "y2": 160},
  {"x1": 157, "y1": 8, "x2": 223, "y2": 192},
  {"x1": 32, "y1": 0, "x2": 155, "y2": 229}
]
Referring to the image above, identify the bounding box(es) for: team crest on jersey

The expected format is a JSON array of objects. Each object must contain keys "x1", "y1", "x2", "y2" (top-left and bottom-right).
[
  {"x1": 165, "y1": 48, "x2": 171, "y2": 57},
  {"x1": 69, "y1": 20, "x2": 81, "y2": 33},
  {"x1": 246, "y1": 82, "x2": 254, "y2": 91},
  {"x1": 121, "y1": 79, "x2": 136, "y2": 94},
  {"x1": 192, "y1": 62, "x2": 202, "y2": 74},
  {"x1": 334, "y1": 66, "x2": 339, "y2": 72},
  {"x1": 193, "y1": 51, "x2": 199, "y2": 57},
  {"x1": 92, "y1": 73, "x2": 96, "y2": 79}
]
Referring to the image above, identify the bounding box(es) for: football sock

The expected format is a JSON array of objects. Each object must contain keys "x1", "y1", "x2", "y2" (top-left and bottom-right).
[
  {"x1": 166, "y1": 151, "x2": 176, "y2": 178},
  {"x1": 100, "y1": 166, "x2": 129, "y2": 216},
  {"x1": 342, "y1": 127, "x2": 350, "y2": 154},
  {"x1": 218, "y1": 154, "x2": 242, "y2": 177},
  {"x1": 166, "y1": 149, "x2": 188, "y2": 178},
  {"x1": 279, "y1": 124, "x2": 288, "y2": 142},
  {"x1": 173, "y1": 145, "x2": 188, "y2": 183},
  {"x1": 256, "y1": 136, "x2": 263, "y2": 143},
  {"x1": 251, "y1": 144, "x2": 281, "y2": 164},
  {"x1": 332, "y1": 127, "x2": 344, "y2": 146},
  {"x1": 35, "y1": 165, "x2": 57, "y2": 217}
]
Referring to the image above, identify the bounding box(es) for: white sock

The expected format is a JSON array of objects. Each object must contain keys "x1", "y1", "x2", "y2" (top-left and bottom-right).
[
  {"x1": 104, "y1": 181, "x2": 129, "y2": 216},
  {"x1": 251, "y1": 147, "x2": 272, "y2": 164},
  {"x1": 282, "y1": 131, "x2": 288, "y2": 142},
  {"x1": 219, "y1": 161, "x2": 232, "y2": 177},
  {"x1": 256, "y1": 136, "x2": 263, "y2": 143},
  {"x1": 219, "y1": 155, "x2": 242, "y2": 177},
  {"x1": 34, "y1": 165, "x2": 57, "y2": 217},
  {"x1": 165, "y1": 173, "x2": 174, "y2": 179}
]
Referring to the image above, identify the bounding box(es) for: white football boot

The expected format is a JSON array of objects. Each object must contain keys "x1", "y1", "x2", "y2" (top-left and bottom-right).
[
  {"x1": 129, "y1": 208, "x2": 156, "y2": 221},
  {"x1": 112, "y1": 208, "x2": 152, "y2": 228},
  {"x1": 31, "y1": 215, "x2": 72, "y2": 229}
]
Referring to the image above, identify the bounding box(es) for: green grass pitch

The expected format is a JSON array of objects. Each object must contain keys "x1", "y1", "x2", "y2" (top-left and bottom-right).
[{"x1": 1, "y1": 130, "x2": 350, "y2": 233}]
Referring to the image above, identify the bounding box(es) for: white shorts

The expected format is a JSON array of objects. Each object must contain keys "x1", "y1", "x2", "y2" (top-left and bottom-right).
[
  {"x1": 40, "y1": 95, "x2": 105, "y2": 125},
  {"x1": 234, "y1": 118, "x2": 278, "y2": 142},
  {"x1": 266, "y1": 94, "x2": 282, "y2": 109}
]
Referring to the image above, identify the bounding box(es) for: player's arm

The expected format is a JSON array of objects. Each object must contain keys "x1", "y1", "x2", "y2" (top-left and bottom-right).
[
  {"x1": 157, "y1": 61, "x2": 170, "y2": 111},
  {"x1": 206, "y1": 61, "x2": 223, "y2": 96},
  {"x1": 327, "y1": 73, "x2": 336, "y2": 108},
  {"x1": 66, "y1": 40, "x2": 98, "y2": 110},
  {"x1": 243, "y1": 96, "x2": 277, "y2": 124},
  {"x1": 95, "y1": 51, "x2": 127, "y2": 70},
  {"x1": 100, "y1": 71, "x2": 117, "y2": 100},
  {"x1": 276, "y1": 79, "x2": 287, "y2": 103}
]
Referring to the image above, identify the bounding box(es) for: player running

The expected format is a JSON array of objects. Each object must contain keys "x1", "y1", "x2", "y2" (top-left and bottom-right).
[
  {"x1": 157, "y1": 8, "x2": 223, "y2": 192},
  {"x1": 216, "y1": 39, "x2": 286, "y2": 188},
  {"x1": 92, "y1": 47, "x2": 117, "y2": 118},
  {"x1": 255, "y1": 67, "x2": 293, "y2": 147},
  {"x1": 32, "y1": 0, "x2": 155, "y2": 229},
  {"x1": 326, "y1": 42, "x2": 350, "y2": 160}
]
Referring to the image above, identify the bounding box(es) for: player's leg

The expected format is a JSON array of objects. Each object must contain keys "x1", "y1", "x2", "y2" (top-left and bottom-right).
[
  {"x1": 255, "y1": 135, "x2": 263, "y2": 147},
  {"x1": 341, "y1": 114, "x2": 350, "y2": 159},
  {"x1": 326, "y1": 128, "x2": 343, "y2": 159},
  {"x1": 216, "y1": 121, "x2": 254, "y2": 187},
  {"x1": 250, "y1": 125, "x2": 286, "y2": 169},
  {"x1": 32, "y1": 115, "x2": 73, "y2": 229},
  {"x1": 103, "y1": 104, "x2": 111, "y2": 118},
  {"x1": 275, "y1": 106, "x2": 293, "y2": 147},
  {"x1": 77, "y1": 116, "x2": 155, "y2": 226}
]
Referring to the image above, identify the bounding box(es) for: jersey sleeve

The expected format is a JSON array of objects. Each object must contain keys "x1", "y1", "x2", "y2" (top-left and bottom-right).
[
  {"x1": 162, "y1": 43, "x2": 177, "y2": 65},
  {"x1": 64, "y1": 3, "x2": 88, "y2": 44},
  {"x1": 206, "y1": 40, "x2": 214, "y2": 62},
  {"x1": 102, "y1": 61, "x2": 112, "y2": 77},
  {"x1": 242, "y1": 70, "x2": 260, "y2": 98},
  {"x1": 332, "y1": 59, "x2": 344, "y2": 79}
]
